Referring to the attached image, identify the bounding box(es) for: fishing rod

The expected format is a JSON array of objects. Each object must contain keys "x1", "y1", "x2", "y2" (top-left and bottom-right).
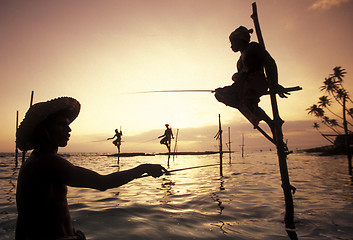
[
  {"x1": 89, "y1": 139, "x2": 125, "y2": 143},
  {"x1": 136, "y1": 89, "x2": 214, "y2": 93},
  {"x1": 138, "y1": 163, "x2": 219, "y2": 178},
  {"x1": 140, "y1": 137, "x2": 160, "y2": 143},
  {"x1": 134, "y1": 86, "x2": 302, "y2": 95},
  {"x1": 89, "y1": 139, "x2": 109, "y2": 143},
  {"x1": 167, "y1": 163, "x2": 219, "y2": 173}
]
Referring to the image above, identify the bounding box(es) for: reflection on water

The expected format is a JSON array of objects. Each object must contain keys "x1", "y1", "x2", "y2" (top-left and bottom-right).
[{"x1": 1, "y1": 151, "x2": 353, "y2": 239}]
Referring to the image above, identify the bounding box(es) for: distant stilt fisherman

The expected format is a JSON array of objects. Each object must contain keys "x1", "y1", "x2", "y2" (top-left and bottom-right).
[
  {"x1": 158, "y1": 124, "x2": 174, "y2": 152},
  {"x1": 107, "y1": 128, "x2": 122, "y2": 154}
]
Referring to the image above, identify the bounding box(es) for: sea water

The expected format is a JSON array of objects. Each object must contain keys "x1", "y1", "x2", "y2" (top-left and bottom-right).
[{"x1": 1, "y1": 151, "x2": 353, "y2": 240}]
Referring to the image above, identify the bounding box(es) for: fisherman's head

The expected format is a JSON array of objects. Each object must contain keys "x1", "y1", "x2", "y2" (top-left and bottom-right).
[
  {"x1": 16, "y1": 97, "x2": 80, "y2": 151},
  {"x1": 229, "y1": 26, "x2": 253, "y2": 52},
  {"x1": 165, "y1": 124, "x2": 169, "y2": 128}
]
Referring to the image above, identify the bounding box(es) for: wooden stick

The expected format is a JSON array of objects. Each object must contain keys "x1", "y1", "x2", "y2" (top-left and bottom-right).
[
  {"x1": 228, "y1": 127, "x2": 231, "y2": 163},
  {"x1": 218, "y1": 114, "x2": 223, "y2": 177},
  {"x1": 251, "y1": 2, "x2": 265, "y2": 48},
  {"x1": 30, "y1": 90, "x2": 34, "y2": 107},
  {"x1": 173, "y1": 128, "x2": 179, "y2": 161},
  {"x1": 15, "y1": 110, "x2": 19, "y2": 166},
  {"x1": 251, "y1": 2, "x2": 296, "y2": 231}
]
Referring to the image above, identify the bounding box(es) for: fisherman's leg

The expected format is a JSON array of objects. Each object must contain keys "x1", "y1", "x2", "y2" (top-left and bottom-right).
[
  {"x1": 238, "y1": 103, "x2": 275, "y2": 137},
  {"x1": 214, "y1": 84, "x2": 240, "y2": 108},
  {"x1": 254, "y1": 107, "x2": 275, "y2": 137},
  {"x1": 243, "y1": 95, "x2": 276, "y2": 138}
]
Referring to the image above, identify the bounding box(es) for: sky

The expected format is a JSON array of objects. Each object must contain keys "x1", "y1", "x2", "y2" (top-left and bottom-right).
[{"x1": 1, "y1": 0, "x2": 353, "y2": 153}]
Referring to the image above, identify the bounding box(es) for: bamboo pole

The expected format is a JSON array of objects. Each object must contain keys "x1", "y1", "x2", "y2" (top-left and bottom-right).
[
  {"x1": 218, "y1": 114, "x2": 223, "y2": 177},
  {"x1": 30, "y1": 91, "x2": 34, "y2": 107},
  {"x1": 15, "y1": 110, "x2": 19, "y2": 167},
  {"x1": 228, "y1": 127, "x2": 231, "y2": 163},
  {"x1": 173, "y1": 128, "x2": 179, "y2": 161},
  {"x1": 117, "y1": 126, "x2": 122, "y2": 165},
  {"x1": 251, "y1": 2, "x2": 296, "y2": 231}
]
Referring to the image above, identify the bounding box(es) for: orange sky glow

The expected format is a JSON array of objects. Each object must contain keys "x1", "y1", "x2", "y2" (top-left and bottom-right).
[{"x1": 1, "y1": 0, "x2": 353, "y2": 153}]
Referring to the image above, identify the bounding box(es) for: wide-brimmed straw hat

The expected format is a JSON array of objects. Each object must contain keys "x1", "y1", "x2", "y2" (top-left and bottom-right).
[
  {"x1": 16, "y1": 97, "x2": 80, "y2": 151},
  {"x1": 229, "y1": 26, "x2": 253, "y2": 42}
]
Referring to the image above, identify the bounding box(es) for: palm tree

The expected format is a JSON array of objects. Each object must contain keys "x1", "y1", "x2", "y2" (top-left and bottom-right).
[
  {"x1": 318, "y1": 95, "x2": 340, "y2": 117},
  {"x1": 320, "y1": 77, "x2": 339, "y2": 94},
  {"x1": 309, "y1": 66, "x2": 352, "y2": 174},
  {"x1": 308, "y1": 66, "x2": 353, "y2": 137},
  {"x1": 330, "y1": 66, "x2": 346, "y2": 82},
  {"x1": 317, "y1": 95, "x2": 353, "y2": 127},
  {"x1": 336, "y1": 88, "x2": 348, "y2": 104},
  {"x1": 318, "y1": 95, "x2": 331, "y2": 107},
  {"x1": 306, "y1": 104, "x2": 324, "y2": 118}
]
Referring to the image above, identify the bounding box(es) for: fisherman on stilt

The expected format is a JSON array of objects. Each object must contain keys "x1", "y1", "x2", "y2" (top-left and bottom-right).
[
  {"x1": 158, "y1": 124, "x2": 174, "y2": 153},
  {"x1": 215, "y1": 26, "x2": 289, "y2": 140},
  {"x1": 107, "y1": 128, "x2": 123, "y2": 154}
]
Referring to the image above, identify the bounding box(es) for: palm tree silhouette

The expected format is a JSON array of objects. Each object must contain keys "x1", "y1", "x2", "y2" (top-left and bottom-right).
[{"x1": 308, "y1": 66, "x2": 353, "y2": 142}]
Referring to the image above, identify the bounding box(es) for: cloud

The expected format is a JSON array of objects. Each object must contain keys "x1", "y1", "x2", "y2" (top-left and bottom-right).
[{"x1": 309, "y1": 0, "x2": 350, "y2": 10}]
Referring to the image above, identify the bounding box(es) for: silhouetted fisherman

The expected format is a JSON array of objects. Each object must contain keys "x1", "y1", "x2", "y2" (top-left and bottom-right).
[
  {"x1": 15, "y1": 97, "x2": 166, "y2": 240},
  {"x1": 159, "y1": 124, "x2": 174, "y2": 152},
  {"x1": 107, "y1": 128, "x2": 122, "y2": 154},
  {"x1": 215, "y1": 26, "x2": 288, "y2": 138}
]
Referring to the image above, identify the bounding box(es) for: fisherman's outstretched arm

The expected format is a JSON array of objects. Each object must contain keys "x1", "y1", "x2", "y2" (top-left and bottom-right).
[
  {"x1": 68, "y1": 164, "x2": 166, "y2": 191},
  {"x1": 53, "y1": 157, "x2": 166, "y2": 191}
]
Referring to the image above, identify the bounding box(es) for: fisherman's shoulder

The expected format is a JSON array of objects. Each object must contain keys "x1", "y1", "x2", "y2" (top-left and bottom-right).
[
  {"x1": 247, "y1": 42, "x2": 264, "y2": 52},
  {"x1": 29, "y1": 151, "x2": 72, "y2": 168}
]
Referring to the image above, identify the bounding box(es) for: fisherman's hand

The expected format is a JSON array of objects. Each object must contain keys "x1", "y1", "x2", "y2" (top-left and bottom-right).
[
  {"x1": 137, "y1": 164, "x2": 167, "y2": 178},
  {"x1": 275, "y1": 84, "x2": 290, "y2": 98}
]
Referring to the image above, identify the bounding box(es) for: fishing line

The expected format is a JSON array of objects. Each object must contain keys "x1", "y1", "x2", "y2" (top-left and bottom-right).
[
  {"x1": 138, "y1": 163, "x2": 219, "y2": 178},
  {"x1": 88, "y1": 139, "x2": 109, "y2": 143}
]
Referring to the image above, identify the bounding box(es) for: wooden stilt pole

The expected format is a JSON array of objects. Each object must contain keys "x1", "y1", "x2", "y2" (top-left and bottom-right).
[
  {"x1": 15, "y1": 110, "x2": 19, "y2": 167},
  {"x1": 173, "y1": 128, "x2": 179, "y2": 161},
  {"x1": 251, "y1": 2, "x2": 296, "y2": 232},
  {"x1": 117, "y1": 126, "x2": 121, "y2": 165},
  {"x1": 22, "y1": 91, "x2": 34, "y2": 163},
  {"x1": 228, "y1": 127, "x2": 231, "y2": 163},
  {"x1": 30, "y1": 91, "x2": 34, "y2": 107},
  {"x1": 117, "y1": 148, "x2": 120, "y2": 165},
  {"x1": 218, "y1": 114, "x2": 223, "y2": 177},
  {"x1": 167, "y1": 139, "x2": 171, "y2": 168}
]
